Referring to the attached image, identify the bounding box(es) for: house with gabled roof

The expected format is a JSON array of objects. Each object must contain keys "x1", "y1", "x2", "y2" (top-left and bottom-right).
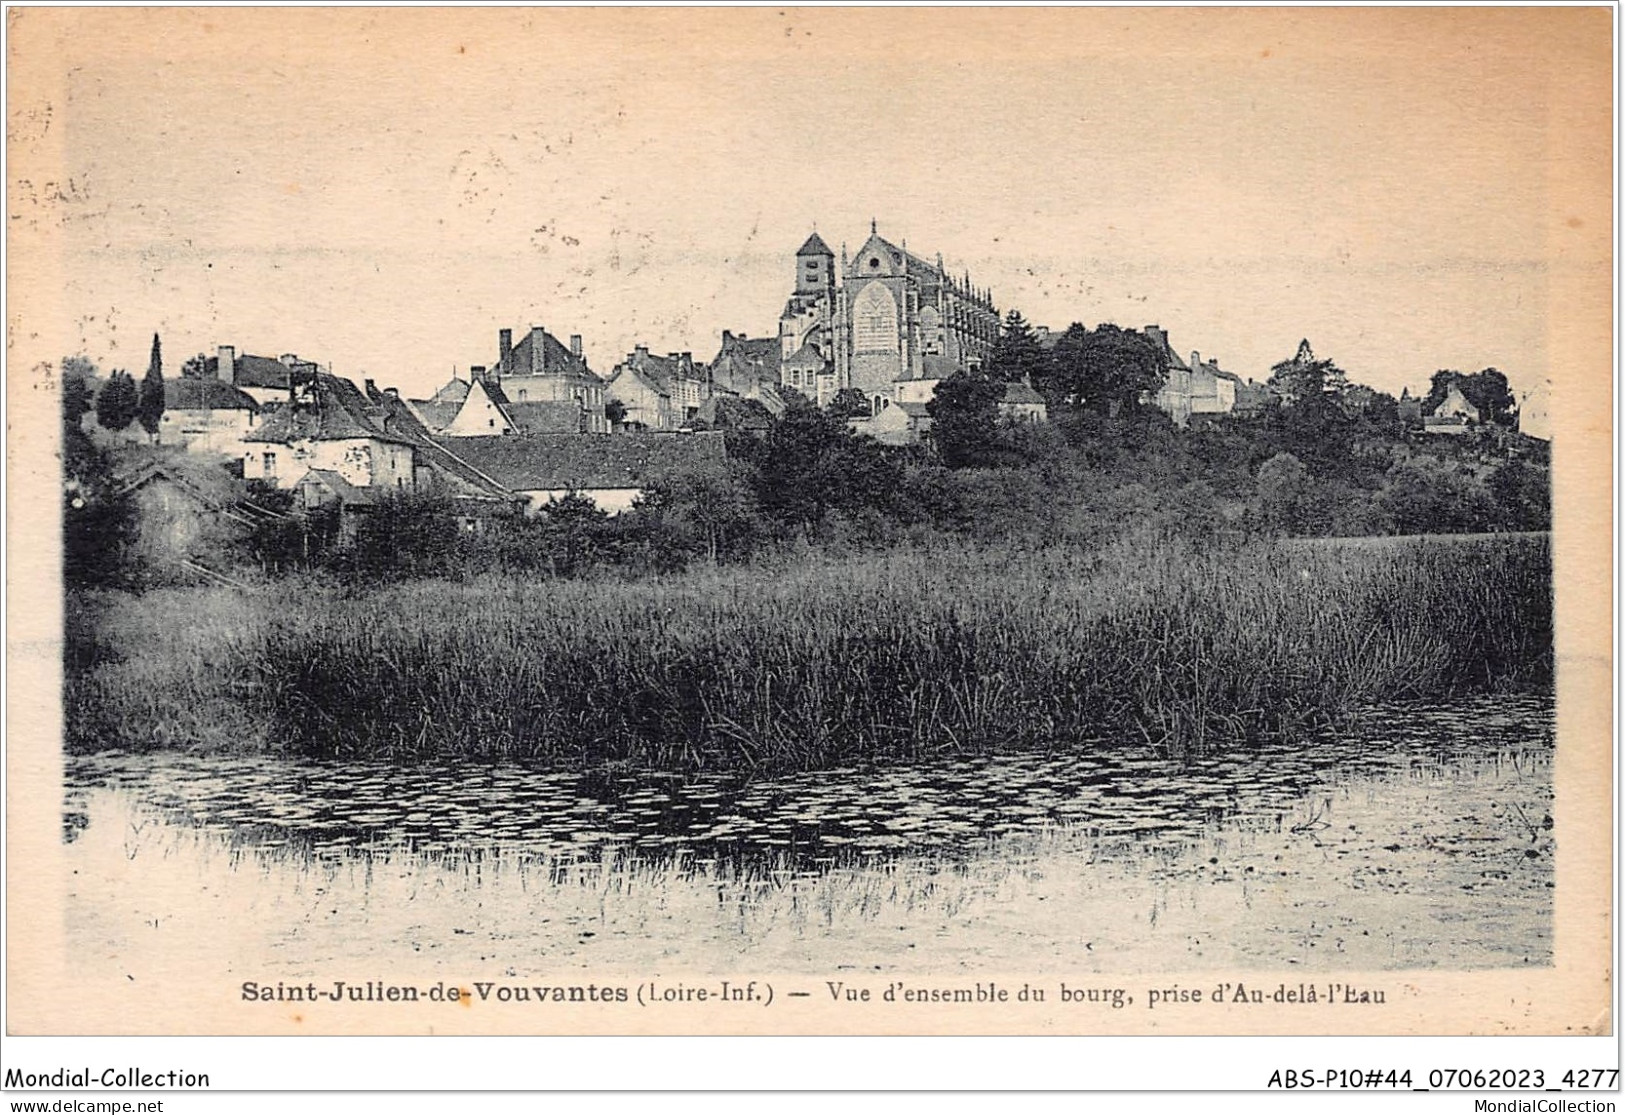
[
  {"x1": 243, "y1": 372, "x2": 419, "y2": 491},
  {"x1": 113, "y1": 454, "x2": 260, "y2": 579},
  {"x1": 710, "y1": 329, "x2": 784, "y2": 397},
  {"x1": 488, "y1": 325, "x2": 610, "y2": 432},
  {"x1": 605, "y1": 347, "x2": 706, "y2": 430},
  {"x1": 441, "y1": 431, "x2": 728, "y2": 515},
  {"x1": 208, "y1": 345, "x2": 326, "y2": 407},
  {"x1": 155, "y1": 377, "x2": 261, "y2": 456}
]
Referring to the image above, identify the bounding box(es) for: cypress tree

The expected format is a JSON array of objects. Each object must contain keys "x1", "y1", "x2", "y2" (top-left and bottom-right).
[{"x1": 137, "y1": 332, "x2": 165, "y2": 436}]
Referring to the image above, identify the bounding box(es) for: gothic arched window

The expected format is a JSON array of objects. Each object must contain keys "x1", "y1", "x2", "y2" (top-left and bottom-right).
[{"x1": 852, "y1": 283, "x2": 898, "y2": 353}]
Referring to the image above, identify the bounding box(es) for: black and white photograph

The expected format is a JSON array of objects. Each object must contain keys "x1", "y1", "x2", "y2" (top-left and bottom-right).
[{"x1": 4, "y1": 4, "x2": 1613, "y2": 1095}]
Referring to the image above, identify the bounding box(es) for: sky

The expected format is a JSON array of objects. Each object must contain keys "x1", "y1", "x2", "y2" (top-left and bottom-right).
[{"x1": 8, "y1": 7, "x2": 1611, "y2": 402}]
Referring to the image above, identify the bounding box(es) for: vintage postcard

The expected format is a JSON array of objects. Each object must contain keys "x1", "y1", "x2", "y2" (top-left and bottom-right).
[{"x1": 4, "y1": 6, "x2": 1612, "y2": 1052}]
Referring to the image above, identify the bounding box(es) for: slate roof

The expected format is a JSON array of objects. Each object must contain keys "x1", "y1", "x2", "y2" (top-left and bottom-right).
[
  {"x1": 897, "y1": 401, "x2": 933, "y2": 419},
  {"x1": 797, "y1": 231, "x2": 834, "y2": 257},
  {"x1": 428, "y1": 377, "x2": 471, "y2": 405},
  {"x1": 297, "y1": 468, "x2": 378, "y2": 507},
  {"x1": 440, "y1": 433, "x2": 727, "y2": 491},
  {"x1": 1001, "y1": 382, "x2": 1046, "y2": 405},
  {"x1": 245, "y1": 373, "x2": 418, "y2": 446},
  {"x1": 362, "y1": 384, "x2": 511, "y2": 499},
  {"x1": 504, "y1": 328, "x2": 594, "y2": 378},
  {"x1": 407, "y1": 399, "x2": 462, "y2": 433},
  {"x1": 232, "y1": 354, "x2": 303, "y2": 390},
  {"x1": 507, "y1": 400, "x2": 585, "y2": 434},
  {"x1": 164, "y1": 378, "x2": 260, "y2": 411},
  {"x1": 692, "y1": 393, "x2": 775, "y2": 431},
  {"x1": 709, "y1": 334, "x2": 782, "y2": 387}
]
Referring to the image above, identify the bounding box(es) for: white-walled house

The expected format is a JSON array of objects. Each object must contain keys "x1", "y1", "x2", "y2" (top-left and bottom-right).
[
  {"x1": 155, "y1": 378, "x2": 261, "y2": 457},
  {"x1": 242, "y1": 373, "x2": 417, "y2": 491}
]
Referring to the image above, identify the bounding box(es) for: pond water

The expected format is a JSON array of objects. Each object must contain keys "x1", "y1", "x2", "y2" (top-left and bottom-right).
[{"x1": 63, "y1": 694, "x2": 1553, "y2": 974}]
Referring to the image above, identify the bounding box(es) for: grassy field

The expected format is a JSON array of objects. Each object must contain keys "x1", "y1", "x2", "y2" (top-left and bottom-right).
[{"x1": 64, "y1": 533, "x2": 1552, "y2": 769}]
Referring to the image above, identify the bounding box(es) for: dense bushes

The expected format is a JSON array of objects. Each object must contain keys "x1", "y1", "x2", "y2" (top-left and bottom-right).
[{"x1": 64, "y1": 534, "x2": 1553, "y2": 768}]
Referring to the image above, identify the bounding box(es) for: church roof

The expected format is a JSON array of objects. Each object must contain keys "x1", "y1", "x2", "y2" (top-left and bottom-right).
[
  {"x1": 797, "y1": 231, "x2": 834, "y2": 257},
  {"x1": 851, "y1": 230, "x2": 943, "y2": 281}
]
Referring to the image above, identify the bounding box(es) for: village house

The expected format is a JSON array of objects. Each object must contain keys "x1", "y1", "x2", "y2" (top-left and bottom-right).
[
  {"x1": 851, "y1": 376, "x2": 1045, "y2": 445},
  {"x1": 114, "y1": 456, "x2": 262, "y2": 581},
  {"x1": 242, "y1": 372, "x2": 419, "y2": 491},
  {"x1": 209, "y1": 345, "x2": 326, "y2": 407},
  {"x1": 153, "y1": 377, "x2": 261, "y2": 457},
  {"x1": 404, "y1": 375, "x2": 471, "y2": 434},
  {"x1": 489, "y1": 325, "x2": 610, "y2": 433},
  {"x1": 605, "y1": 347, "x2": 707, "y2": 430},
  {"x1": 439, "y1": 431, "x2": 728, "y2": 515},
  {"x1": 1424, "y1": 383, "x2": 1480, "y2": 435},
  {"x1": 1145, "y1": 327, "x2": 1248, "y2": 427},
  {"x1": 710, "y1": 330, "x2": 784, "y2": 397}
]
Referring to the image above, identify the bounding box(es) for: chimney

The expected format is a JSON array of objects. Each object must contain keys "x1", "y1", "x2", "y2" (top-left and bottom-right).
[
  {"x1": 470, "y1": 365, "x2": 487, "y2": 384},
  {"x1": 280, "y1": 353, "x2": 299, "y2": 366},
  {"x1": 364, "y1": 377, "x2": 378, "y2": 400},
  {"x1": 526, "y1": 326, "x2": 546, "y2": 374},
  {"x1": 498, "y1": 329, "x2": 513, "y2": 373},
  {"x1": 1190, "y1": 351, "x2": 1200, "y2": 370},
  {"x1": 216, "y1": 344, "x2": 235, "y2": 383},
  {"x1": 722, "y1": 330, "x2": 734, "y2": 345},
  {"x1": 570, "y1": 334, "x2": 583, "y2": 359},
  {"x1": 384, "y1": 387, "x2": 400, "y2": 399},
  {"x1": 635, "y1": 344, "x2": 649, "y2": 362}
]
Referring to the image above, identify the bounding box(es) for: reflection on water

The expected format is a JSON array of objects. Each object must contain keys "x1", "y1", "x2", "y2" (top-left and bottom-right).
[{"x1": 63, "y1": 694, "x2": 1554, "y2": 972}]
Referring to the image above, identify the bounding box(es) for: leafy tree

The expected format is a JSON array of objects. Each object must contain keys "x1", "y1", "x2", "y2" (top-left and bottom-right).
[
  {"x1": 61, "y1": 359, "x2": 94, "y2": 431},
  {"x1": 605, "y1": 398, "x2": 628, "y2": 426},
  {"x1": 1488, "y1": 458, "x2": 1550, "y2": 531},
  {"x1": 1255, "y1": 452, "x2": 1316, "y2": 536},
  {"x1": 750, "y1": 395, "x2": 907, "y2": 529},
  {"x1": 986, "y1": 309, "x2": 1048, "y2": 385},
  {"x1": 1464, "y1": 368, "x2": 1516, "y2": 426},
  {"x1": 1378, "y1": 460, "x2": 1495, "y2": 535},
  {"x1": 181, "y1": 353, "x2": 211, "y2": 379},
  {"x1": 349, "y1": 492, "x2": 465, "y2": 580},
  {"x1": 1047, "y1": 323, "x2": 1163, "y2": 415},
  {"x1": 926, "y1": 369, "x2": 1005, "y2": 468},
  {"x1": 533, "y1": 493, "x2": 613, "y2": 576},
  {"x1": 137, "y1": 333, "x2": 165, "y2": 436},
  {"x1": 62, "y1": 360, "x2": 135, "y2": 587},
  {"x1": 1267, "y1": 340, "x2": 1348, "y2": 406},
  {"x1": 94, "y1": 370, "x2": 138, "y2": 431},
  {"x1": 826, "y1": 387, "x2": 872, "y2": 421},
  {"x1": 636, "y1": 459, "x2": 763, "y2": 562}
]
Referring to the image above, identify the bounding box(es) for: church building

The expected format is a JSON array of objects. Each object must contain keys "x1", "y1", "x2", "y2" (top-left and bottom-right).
[{"x1": 778, "y1": 223, "x2": 1001, "y2": 411}]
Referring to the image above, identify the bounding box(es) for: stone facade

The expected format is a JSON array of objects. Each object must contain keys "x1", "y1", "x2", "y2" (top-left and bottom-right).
[
  {"x1": 778, "y1": 224, "x2": 1000, "y2": 409},
  {"x1": 487, "y1": 325, "x2": 609, "y2": 433}
]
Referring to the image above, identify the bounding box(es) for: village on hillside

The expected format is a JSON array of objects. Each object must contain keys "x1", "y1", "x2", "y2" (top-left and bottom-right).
[{"x1": 63, "y1": 223, "x2": 1552, "y2": 584}]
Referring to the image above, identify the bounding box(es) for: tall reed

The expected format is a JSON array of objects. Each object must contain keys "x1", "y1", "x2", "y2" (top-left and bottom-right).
[{"x1": 65, "y1": 533, "x2": 1552, "y2": 768}]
